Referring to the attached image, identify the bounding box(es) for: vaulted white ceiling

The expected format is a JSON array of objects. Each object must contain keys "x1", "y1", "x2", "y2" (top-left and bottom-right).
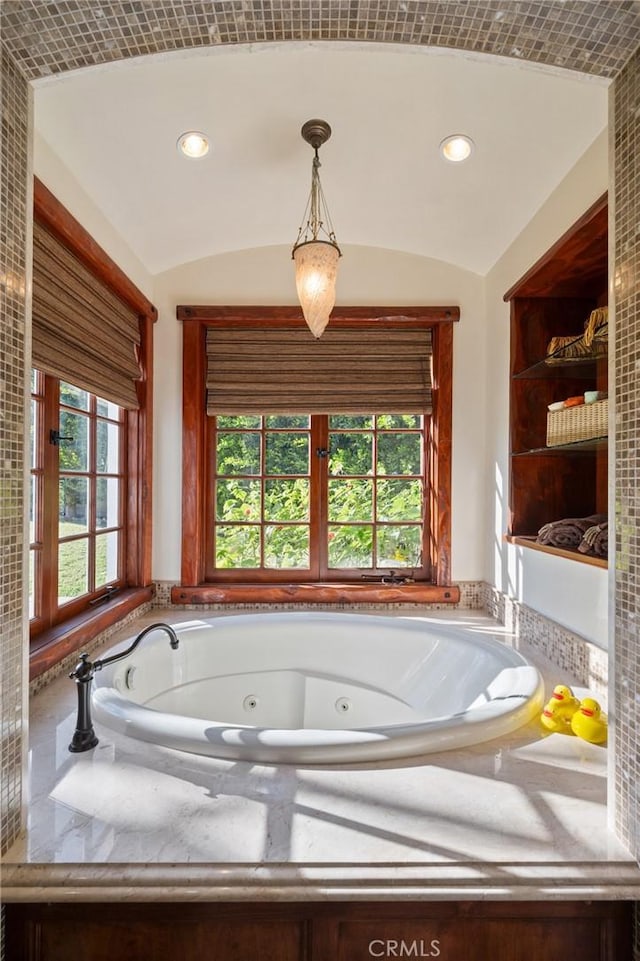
[{"x1": 34, "y1": 43, "x2": 608, "y2": 277}]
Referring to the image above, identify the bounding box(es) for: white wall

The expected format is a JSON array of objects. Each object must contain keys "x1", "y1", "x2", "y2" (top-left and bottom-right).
[
  {"x1": 33, "y1": 132, "x2": 153, "y2": 298},
  {"x1": 151, "y1": 244, "x2": 486, "y2": 583},
  {"x1": 483, "y1": 129, "x2": 609, "y2": 647}
]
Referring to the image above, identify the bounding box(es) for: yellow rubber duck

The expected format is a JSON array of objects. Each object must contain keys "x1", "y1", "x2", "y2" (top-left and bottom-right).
[
  {"x1": 548, "y1": 684, "x2": 580, "y2": 723},
  {"x1": 540, "y1": 698, "x2": 573, "y2": 734},
  {"x1": 570, "y1": 698, "x2": 608, "y2": 744}
]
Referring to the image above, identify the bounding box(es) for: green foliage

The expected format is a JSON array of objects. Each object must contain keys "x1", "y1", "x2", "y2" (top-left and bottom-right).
[
  {"x1": 329, "y1": 415, "x2": 373, "y2": 429},
  {"x1": 328, "y1": 479, "x2": 373, "y2": 521},
  {"x1": 217, "y1": 432, "x2": 261, "y2": 475},
  {"x1": 59, "y1": 476, "x2": 88, "y2": 527},
  {"x1": 377, "y1": 525, "x2": 422, "y2": 567},
  {"x1": 266, "y1": 433, "x2": 309, "y2": 475},
  {"x1": 377, "y1": 479, "x2": 422, "y2": 521},
  {"x1": 328, "y1": 525, "x2": 373, "y2": 568},
  {"x1": 266, "y1": 415, "x2": 309, "y2": 429},
  {"x1": 377, "y1": 433, "x2": 422, "y2": 474},
  {"x1": 213, "y1": 414, "x2": 424, "y2": 571},
  {"x1": 376, "y1": 414, "x2": 420, "y2": 429},
  {"x1": 217, "y1": 415, "x2": 261, "y2": 429},
  {"x1": 33, "y1": 379, "x2": 122, "y2": 606},
  {"x1": 58, "y1": 383, "x2": 122, "y2": 475},
  {"x1": 265, "y1": 479, "x2": 309, "y2": 521},
  {"x1": 60, "y1": 382, "x2": 89, "y2": 411},
  {"x1": 59, "y1": 409, "x2": 88, "y2": 472},
  {"x1": 216, "y1": 479, "x2": 262, "y2": 521},
  {"x1": 265, "y1": 525, "x2": 309, "y2": 569},
  {"x1": 215, "y1": 524, "x2": 260, "y2": 568},
  {"x1": 329, "y1": 433, "x2": 373, "y2": 475}
]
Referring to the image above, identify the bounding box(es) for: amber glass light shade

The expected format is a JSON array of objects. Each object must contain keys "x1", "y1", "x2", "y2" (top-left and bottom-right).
[{"x1": 293, "y1": 240, "x2": 340, "y2": 339}]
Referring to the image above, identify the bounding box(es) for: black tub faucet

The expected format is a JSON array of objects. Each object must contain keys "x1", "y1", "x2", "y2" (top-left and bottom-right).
[{"x1": 68, "y1": 623, "x2": 180, "y2": 753}]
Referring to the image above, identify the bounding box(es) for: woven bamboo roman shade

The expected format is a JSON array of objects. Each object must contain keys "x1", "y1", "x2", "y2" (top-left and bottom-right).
[
  {"x1": 206, "y1": 326, "x2": 432, "y2": 414},
  {"x1": 32, "y1": 221, "x2": 142, "y2": 409}
]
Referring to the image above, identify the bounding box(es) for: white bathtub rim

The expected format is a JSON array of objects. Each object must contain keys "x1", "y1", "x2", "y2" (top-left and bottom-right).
[
  {"x1": 92, "y1": 672, "x2": 545, "y2": 764},
  {"x1": 91, "y1": 612, "x2": 545, "y2": 763}
]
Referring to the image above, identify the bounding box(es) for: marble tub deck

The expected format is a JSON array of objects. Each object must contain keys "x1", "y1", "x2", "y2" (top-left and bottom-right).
[{"x1": 3, "y1": 610, "x2": 640, "y2": 902}]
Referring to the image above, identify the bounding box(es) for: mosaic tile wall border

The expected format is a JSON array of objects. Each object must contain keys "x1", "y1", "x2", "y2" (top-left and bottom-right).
[
  {"x1": 611, "y1": 44, "x2": 640, "y2": 862},
  {"x1": 152, "y1": 579, "x2": 486, "y2": 611},
  {"x1": 0, "y1": 48, "x2": 30, "y2": 859},
  {"x1": 481, "y1": 584, "x2": 609, "y2": 708},
  {"x1": 2, "y1": 1, "x2": 640, "y2": 82}
]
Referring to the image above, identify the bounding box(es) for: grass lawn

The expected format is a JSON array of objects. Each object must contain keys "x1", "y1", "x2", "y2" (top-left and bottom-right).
[{"x1": 58, "y1": 522, "x2": 110, "y2": 601}]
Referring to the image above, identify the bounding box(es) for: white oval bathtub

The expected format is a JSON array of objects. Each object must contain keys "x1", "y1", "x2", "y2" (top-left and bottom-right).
[{"x1": 92, "y1": 612, "x2": 544, "y2": 764}]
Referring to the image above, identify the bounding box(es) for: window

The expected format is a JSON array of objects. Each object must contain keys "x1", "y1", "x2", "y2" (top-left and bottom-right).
[
  {"x1": 29, "y1": 371, "x2": 126, "y2": 634},
  {"x1": 177, "y1": 307, "x2": 458, "y2": 604},
  {"x1": 29, "y1": 178, "x2": 156, "y2": 676},
  {"x1": 209, "y1": 414, "x2": 428, "y2": 579}
]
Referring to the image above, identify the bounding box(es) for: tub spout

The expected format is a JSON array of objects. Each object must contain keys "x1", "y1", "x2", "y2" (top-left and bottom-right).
[{"x1": 68, "y1": 623, "x2": 180, "y2": 753}]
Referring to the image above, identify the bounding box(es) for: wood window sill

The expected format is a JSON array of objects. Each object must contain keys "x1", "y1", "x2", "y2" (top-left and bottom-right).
[
  {"x1": 505, "y1": 535, "x2": 607, "y2": 568},
  {"x1": 29, "y1": 586, "x2": 154, "y2": 681},
  {"x1": 171, "y1": 583, "x2": 460, "y2": 605}
]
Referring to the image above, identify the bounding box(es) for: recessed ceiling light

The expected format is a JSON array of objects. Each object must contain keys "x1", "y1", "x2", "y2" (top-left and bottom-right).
[
  {"x1": 440, "y1": 135, "x2": 474, "y2": 163},
  {"x1": 177, "y1": 131, "x2": 210, "y2": 159}
]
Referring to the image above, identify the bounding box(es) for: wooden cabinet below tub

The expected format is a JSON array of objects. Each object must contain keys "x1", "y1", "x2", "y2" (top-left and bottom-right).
[{"x1": 4, "y1": 900, "x2": 632, "y2": 961}]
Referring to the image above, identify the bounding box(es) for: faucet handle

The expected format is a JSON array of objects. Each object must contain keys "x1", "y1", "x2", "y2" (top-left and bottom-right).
[{"x1": 69, "y1": 652, "x2": 93, "y2": 681}]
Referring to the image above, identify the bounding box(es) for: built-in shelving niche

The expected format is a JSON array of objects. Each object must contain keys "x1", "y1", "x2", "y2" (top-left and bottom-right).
[{"x1": 504, "y1": 194, "x2": 608, "y2": 567}]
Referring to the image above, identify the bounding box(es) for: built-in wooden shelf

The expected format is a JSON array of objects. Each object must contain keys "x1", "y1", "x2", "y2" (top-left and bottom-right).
[
  {"x1": 512, "y1": 436, "x2": 607, "y2": 455},
  {"x1": 506, "y1": 535, "x2": 607, "y2": 568},
  {"x1": 505, "y1": 193, "x2": 608, "y2": 562},
  {"x1": 513, "y1": 337, "x2": 607, "y2": 380}
]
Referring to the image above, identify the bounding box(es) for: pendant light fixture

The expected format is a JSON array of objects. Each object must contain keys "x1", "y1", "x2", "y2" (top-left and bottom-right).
[{"x1": 292, "y1": 119, "x2": 341, "y2": 339}]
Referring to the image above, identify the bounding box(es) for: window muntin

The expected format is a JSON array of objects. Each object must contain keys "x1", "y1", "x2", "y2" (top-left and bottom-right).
[
  {"x1": 213, "y1": 415, "x2": 312, "y2": 571},
  {"x1": 30, "y1": 372, "x2": 126, "y2": 633},
  {"x1": 209, "y1": 413, "x2": 427, "y2": 578},
  {"x1": 29, "y1": 370, "x2": 44, "y2": 620},
  {"x1": 327, "y1": 415, "x2": 424, "y2": 571}
]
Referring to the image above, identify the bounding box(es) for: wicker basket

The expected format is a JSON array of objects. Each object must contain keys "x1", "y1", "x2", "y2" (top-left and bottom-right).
[{"x1": 546, "y1": 398, "x2": 608, "y2": 447}]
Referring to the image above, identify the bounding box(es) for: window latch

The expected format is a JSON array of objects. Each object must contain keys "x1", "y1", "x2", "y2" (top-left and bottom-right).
[
  {"x1": 89, "y1": 586, "x2": 119, "y2": 607},
  {"x1": 49, "y1": 429, "x2": 73, "y2": 446},
  {"x1": 316, "y1": 448, "x2": 329, "y2": 458}
]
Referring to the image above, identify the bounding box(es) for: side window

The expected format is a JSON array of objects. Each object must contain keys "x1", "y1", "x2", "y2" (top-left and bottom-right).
[{"x1": 30, "y1": 372, "x2": 126, "y2": 634}]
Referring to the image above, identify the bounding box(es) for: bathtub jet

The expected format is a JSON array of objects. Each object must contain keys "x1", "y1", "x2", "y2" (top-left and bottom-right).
[{"x1": 88, "y1": 612, "x2": 544, "y2": 764}]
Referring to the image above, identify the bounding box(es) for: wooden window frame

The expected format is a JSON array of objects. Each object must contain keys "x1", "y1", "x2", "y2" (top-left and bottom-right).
[
  {"x1": 30, "y1": 374, "x2": 128, "y2": 633},
  {"x1": 29, "y1": 178, "x2": 157, "y2": 680},
  {"x1": 206, "y1": 414, "x2": 430, "y2": 582},
  {"x1": 174, "y1": 306, "x2": 458, "y2": 605}
]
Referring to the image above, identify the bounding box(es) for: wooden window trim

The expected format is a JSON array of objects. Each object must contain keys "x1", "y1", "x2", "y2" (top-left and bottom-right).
[
  {"x1": 29, "y1": 586, "x2": 154, "y2": 682},
  {"x1": 174, "y1": 306, "x2": 458, "y2": 605},
  {"x1": 205, "y1": 415, "x2": 430, "y2": 583},
  {"x1": 31, "y1": 377, "x2": 128, "y2": 632},
  {"x1": 30, "y1": 180, "x2": 156, "y2": 677}
]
